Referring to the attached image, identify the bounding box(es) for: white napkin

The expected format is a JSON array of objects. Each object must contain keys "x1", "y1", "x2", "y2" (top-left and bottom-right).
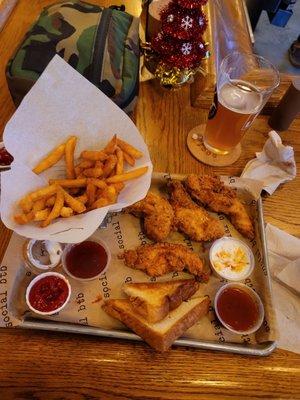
[
  {"x1": 266, "y1": 224, "x2": 300, "y2": 353},
  {"x1": 241, "y1": 131, "x2": 296, "y2": 194}
]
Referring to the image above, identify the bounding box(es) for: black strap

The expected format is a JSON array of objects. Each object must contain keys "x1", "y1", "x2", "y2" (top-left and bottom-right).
[{"x1": 145, "y1": 0, "x2": 150, "y2": 42}]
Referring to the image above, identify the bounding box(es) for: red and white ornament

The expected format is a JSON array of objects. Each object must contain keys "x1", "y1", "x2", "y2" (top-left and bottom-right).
[
  {"x1": 181, "y1": 15, "x2": 194, "y2": 30},
  {"x1": 161, "y1": 4, "x2": 207, "y2": 40},
  {"x1": 181, "y1": 42, "x2": 193, "y2": 55},
  {"x1": 163, "y1": 39, "x2": 207, "y2": 69},
  {"x1": 150, "y1": 0, "x2": 208, "y2": 73}
]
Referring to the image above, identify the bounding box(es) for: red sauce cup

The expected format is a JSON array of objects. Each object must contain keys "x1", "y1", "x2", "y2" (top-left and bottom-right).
[
  {"x1": 62, "y1": 239, "x2": 111, "y2": 282},
  {"x1": 214, "y1": 282, "x2": 264, "y2": 335},
  {"x1": 0, "y1": 141, "x2": 14, "y2": 169},
  {"x1": 26, "y1": 272, "x2": 71, "y2": 316}
]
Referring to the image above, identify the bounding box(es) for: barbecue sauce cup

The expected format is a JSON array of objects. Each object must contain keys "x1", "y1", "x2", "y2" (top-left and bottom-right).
[
  {"x1": 62, "y1": 239, "x2": 111, "y2": 282},
  {"x1": 214, "y1": 282, "x2": 264, "y2": 335}
]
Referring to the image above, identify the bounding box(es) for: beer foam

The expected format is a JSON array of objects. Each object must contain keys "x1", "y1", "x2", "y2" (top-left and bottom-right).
[{"x1": 219, "y1": 80, "x2": 262, "y2": 114}]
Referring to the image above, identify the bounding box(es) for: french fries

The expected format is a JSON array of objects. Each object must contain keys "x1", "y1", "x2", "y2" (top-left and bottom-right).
[
  {"x1": 49, "y1": 178, "x2": 87, "y2": 188},
  {"x1": 76, "y1": 160, "x2": 94, "y2": 169},
  {"x1": 19, "y1": 184, "x2": 58, "y2": 213},
  {"x1": 14, "y1": 135, "x2": 148, "y2": 227},
  {"x1": 91, "y1": 198, "x2": 111, "y2": 209},
  {"x1": 75, "y1": 193, "x2": 88, "y2": 205},
  {"x1": 106, "y1": 186, "x2": 117, "y2": 203},
  {"x1": 95, "y1": 160, "x2": 103, "y2": 169},
  {"x1": 103, "y1": 155, "x2": 117, "y2": 178},
  {"x1": 19, "y1": 197, "x2": 34, "y2": 213},
  {"x1": 33, "y1": 143, "x2": 66, "y2": 174},
  {"x1": 65, "y1": 136, "x2": 77, "y2": 179},
  {"x1": 34, "y1": 209, "x2": 51, "y2": 221},
  {"x1": 88, "y1": 178, "x2": 108, "y2": 191},
  {"x1": 46, "y1": 195, "x2": 56, "y2": 207},
  {"x1": 60, "y1": 207, "x2": 74, "y2": 218},
  {"x1": 86, "y1": 181, "x2": 96, "y2": 206},
  {"x1": 103, "y1": 134, "x2": 117, "y2": 154},
  {"x1": 74, "y1": 166, "x2": 82, "y2": 177},
  {"x1": 81, "y1": 150, "x2": 107, "y2": 161},
  {"x1": 122, "y1": 151, "x2": 135, "y2": 167},
  {"x1": 116, "y1": 147, "x2": 124, "y2": 175},
  {"x1": 14, "y1": 211, "x2": 34, "y2": 225},
  {"x1": 32, "y1": 198, "x2": 47, "y2": 213},
  {"x1": 83, "y1": 167, "x2": 103, "y2": 178},
  {"x1": 41, "y1": 188, "x2": 65, "y2": 227},
  {"x1": 111, "y1": 182, "x2": 125, "y2": 194},
  {"x1": 61, "y1": 187, "x2": 86, "y2": 214},
  {"x1": 116, "y1": 138, "x2": 143, "y2": 159},
  {"x1": 106, "y1": 166, "x2": 148, "y2": 184}
]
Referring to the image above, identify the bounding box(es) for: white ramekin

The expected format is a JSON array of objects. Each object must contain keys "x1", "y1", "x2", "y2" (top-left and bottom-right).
[
  {"x1": 209, "y1": 237, "x2": 255, "y2": 281},
  {"x1": 62, "y1": 239, "x2": 111, "y2": 282},
  {"x1": 214, "y1": 282, "x2": 264, "y2": 335},
  {"x1": 26, "y1": 272, "x2": 71, "y2": 316}
]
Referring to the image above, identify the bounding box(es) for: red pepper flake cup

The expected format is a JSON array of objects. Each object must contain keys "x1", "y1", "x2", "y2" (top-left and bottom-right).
[{"x1": 26, "y1": 272, "x2": 71, "y2": 315}]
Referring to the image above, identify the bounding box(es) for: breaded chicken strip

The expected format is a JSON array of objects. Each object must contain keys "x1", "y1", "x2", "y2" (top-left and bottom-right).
[
  {"x1": 185, "y1": 175, "x2": 254, "y2": 239},
  {"x1": 168, "y1": 180, "x2": 224, "y2": 242},
  {"x1": 127, "y1": 192, "x2": 174, "y2": 242},
  {"x1": 120, "y1": 243, "x2": 208, "y2": 281}
]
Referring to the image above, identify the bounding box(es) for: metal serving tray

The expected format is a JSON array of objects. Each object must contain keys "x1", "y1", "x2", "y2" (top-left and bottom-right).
[
  {"x1": 21, "y1": 318, "x2": 276, "y2": 356},
  {"x1": 19, "y1": 196, "x2": 276, "y2": 356}
]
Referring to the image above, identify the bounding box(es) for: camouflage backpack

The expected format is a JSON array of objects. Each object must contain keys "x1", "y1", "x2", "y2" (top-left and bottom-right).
[{"x1": 6, "y1": 1, "x2": 140, "y2": 113}]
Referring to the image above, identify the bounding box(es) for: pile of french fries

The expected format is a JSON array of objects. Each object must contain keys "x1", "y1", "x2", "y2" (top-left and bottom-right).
[{"x1": 14, "y1": 135, "x2": 148, "y2": 227}]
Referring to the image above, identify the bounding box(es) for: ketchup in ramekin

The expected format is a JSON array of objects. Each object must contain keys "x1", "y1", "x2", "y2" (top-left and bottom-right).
[
  {"x1": 26, "y1": 272, "x2": 71, "y2": 315},
  {"x1": 62, "y1": 240, "x2": 111, "y2": 281},
  {"x1": 0, "y1": 146, "x2": 13, "y2": 166}
]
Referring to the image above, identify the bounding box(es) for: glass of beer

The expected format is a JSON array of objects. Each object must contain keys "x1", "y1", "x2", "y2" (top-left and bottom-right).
[{"x1": 203, "y1": 51, "x2": 280, "y2": 155}]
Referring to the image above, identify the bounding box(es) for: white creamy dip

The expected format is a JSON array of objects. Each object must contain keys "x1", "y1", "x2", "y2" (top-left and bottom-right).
[{"x1": 209, "y1": 237, "x2": 254, "y2": 281}]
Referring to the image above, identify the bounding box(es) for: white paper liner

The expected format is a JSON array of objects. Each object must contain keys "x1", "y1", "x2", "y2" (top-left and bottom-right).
[{"x1": 0, "y1": 55, "x2": 153, "y2": 243}]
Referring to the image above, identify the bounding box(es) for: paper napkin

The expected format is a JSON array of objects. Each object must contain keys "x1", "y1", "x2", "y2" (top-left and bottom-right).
[
  {"x1": 266, "y1": 224, "x2": 300, "y2": 354},
  {"x1": 241, "y1": 131, "x2": 296, "y2": 195}
]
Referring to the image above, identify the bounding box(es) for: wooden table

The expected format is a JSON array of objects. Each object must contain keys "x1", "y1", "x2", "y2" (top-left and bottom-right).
[{"x1": 0, "y1": 1, "x2": 300, "y2": 399}]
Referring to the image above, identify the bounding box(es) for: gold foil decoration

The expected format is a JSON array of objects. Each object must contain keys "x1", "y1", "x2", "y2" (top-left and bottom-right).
[
  {"x1": 155, "y1": 62, "x2": 206, "y2": 89},
  {"x1": 141, "y1": 42, "x2": 210, "y2": 90}
]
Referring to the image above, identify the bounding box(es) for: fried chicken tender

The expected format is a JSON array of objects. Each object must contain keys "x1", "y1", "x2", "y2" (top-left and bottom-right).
[
  {"x1": 120, "y1": 243, "x2": 207, "y2": 280},
  {"x1": 185, "y1": 175, "x2": 254, "y2": 239},
  {"x1": 168, "y1": 180, "x2": 224, "y2": 242},
  {"x1": 127, "y1": 192, "x2": 174, "y2": 241}
]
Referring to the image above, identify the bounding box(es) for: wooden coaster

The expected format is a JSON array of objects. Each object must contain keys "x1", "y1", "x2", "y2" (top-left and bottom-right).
[{"x1": 187, "y1": 125, "x2": 242, "y2": 167}]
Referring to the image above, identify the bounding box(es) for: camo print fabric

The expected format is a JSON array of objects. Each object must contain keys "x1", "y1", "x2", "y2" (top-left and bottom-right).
[{"x1": 6, "y1": 1, "x2": 139, "y2": 111}]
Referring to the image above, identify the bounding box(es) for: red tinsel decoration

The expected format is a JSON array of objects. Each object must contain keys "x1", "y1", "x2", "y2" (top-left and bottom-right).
[
  {"x1": 150, "y1": 0, "x2": 208, "y2": 71},
  {"x1": 160, "y1": 3, "x2": 207, "y2": 40},
  {"x1": 164, "y1": 40, "x2": 207, "y2": 69},
  {"x1": 151, "y1": 32, "x2": 176, "y2": 54},
  {"x1": 175, "y1": 0, "x2": 208, "y2": 9},
  {"x1": 152, "y1": 32, "x2": 207, "y2": 69}
]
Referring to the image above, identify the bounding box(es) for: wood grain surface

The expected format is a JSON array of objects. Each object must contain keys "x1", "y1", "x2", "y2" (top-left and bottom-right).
[{"x1": 0, "y1": 1, "x2": 300, "y2": 400}]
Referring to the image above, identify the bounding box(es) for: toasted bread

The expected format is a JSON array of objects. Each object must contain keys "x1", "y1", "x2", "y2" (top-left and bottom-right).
[
  {"x1": 102, "y1": 296, "x2": 210, "y2": 351},
  {"x1": 123, "y1": 279, "x2": 199, "y2": 323}
]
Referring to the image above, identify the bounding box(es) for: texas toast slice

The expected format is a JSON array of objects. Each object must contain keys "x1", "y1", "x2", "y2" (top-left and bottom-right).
[
  {"x1": 123, "y1": 279, "x2": 199, "y2": 323},
  {"x1": 102, "y1": 296, "x2": 210, "y2": 352}
]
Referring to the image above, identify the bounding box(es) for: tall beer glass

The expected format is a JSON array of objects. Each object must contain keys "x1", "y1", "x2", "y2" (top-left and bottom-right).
[{"x1": 203, "y1": 52, "x2": 280, "y2": 155}]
